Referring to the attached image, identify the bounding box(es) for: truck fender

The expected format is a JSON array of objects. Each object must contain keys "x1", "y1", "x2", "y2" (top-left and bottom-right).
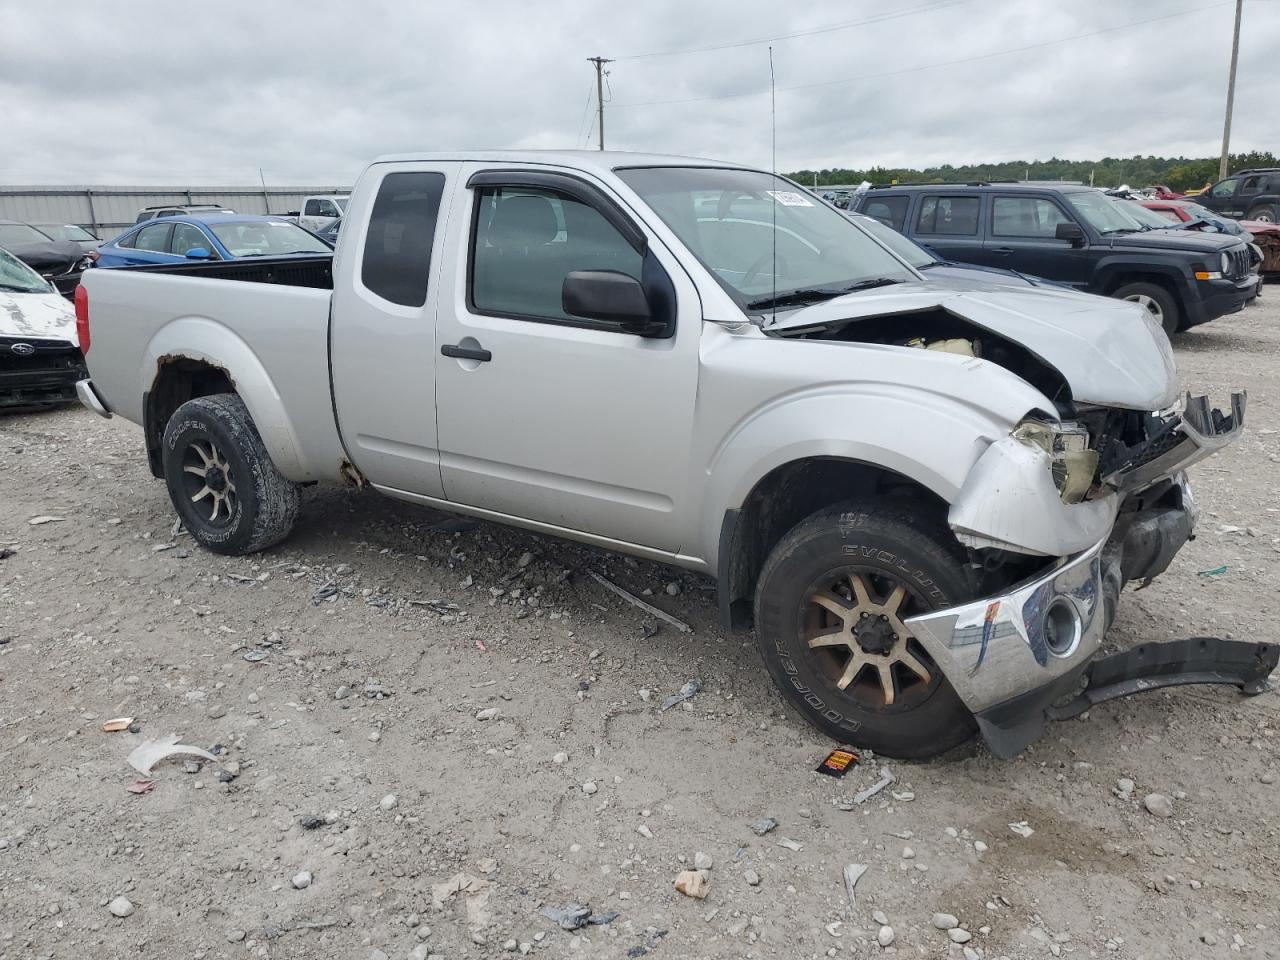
[
  {"x1": 698, "y1": 387, "x2": 1011, "y2": 568},
  {"x1": 143, "y1": 316, "x2": 307, "y2": 479}
]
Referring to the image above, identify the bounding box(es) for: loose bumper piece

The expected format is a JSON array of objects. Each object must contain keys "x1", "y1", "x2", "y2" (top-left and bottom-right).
[{"x1": 76, "y1": 378, "x2": 111, "y2": 418}]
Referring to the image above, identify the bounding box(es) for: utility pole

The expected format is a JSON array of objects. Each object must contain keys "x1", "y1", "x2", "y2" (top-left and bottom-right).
[
  {"x1": 1219, "y1": 0, "x2": 1243, "y2": 181},
  {"x1": 588, "y1": 56, "x2": 613, "y2": 151}
]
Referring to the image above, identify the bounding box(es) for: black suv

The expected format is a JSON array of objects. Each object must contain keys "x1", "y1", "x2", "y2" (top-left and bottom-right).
[
  {"x1": 851, "y1": 183, "x2": 1256, "y2": 334},
  {"x1": 1194, "y1": 168, "x2": 1279, "y2": 223}
]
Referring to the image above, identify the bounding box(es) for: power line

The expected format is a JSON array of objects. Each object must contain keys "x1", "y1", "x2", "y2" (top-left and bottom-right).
[
  {"x1": 612, "y1": 1, "x2": 1232, "y2": 109},
  {"x1": 614, "y1": 0, "x2": 969, "y2": 61}
]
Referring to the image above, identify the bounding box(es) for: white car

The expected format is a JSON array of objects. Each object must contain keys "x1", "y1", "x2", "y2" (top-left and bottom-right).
[
  {"x1": 296, "y1": 194, "x2": 349, "y2": 233},
  {"x1": 0, "y1": 245, "x2": 84, "y2": 407}
]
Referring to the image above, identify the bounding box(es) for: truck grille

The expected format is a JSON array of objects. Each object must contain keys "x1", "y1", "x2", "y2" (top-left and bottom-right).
[{"x1": 0, "y1": 336, "x2": 86, "y2": 407}]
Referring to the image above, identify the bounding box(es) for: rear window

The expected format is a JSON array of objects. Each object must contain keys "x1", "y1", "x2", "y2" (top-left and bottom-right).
[
  {"x1": 915, "y1": 195, "x2": 980, "y2": 236},
  {"x1": 861, "y1": 195, "x2": 909, "y2": 231},
  {"x1": 361, "y1": 172, "x2": 447, "y2": 307}
]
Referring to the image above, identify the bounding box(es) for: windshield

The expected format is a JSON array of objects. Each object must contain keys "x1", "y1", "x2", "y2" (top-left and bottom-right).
[
  {"x1": 208, "y1": 219, "x2": 332, "y2": 257},
  {"x1": 35, "y1": 223, "x2": 97, "y2": 242},
  {"x1": 0, "y1": 247, "x2": 52, "y2": 292},
  {"x1": 850, "y1": 215, "x2": 936, "y2": 268},
  {"x1": 616, "y1": 167, "x2": 916, "y2": 310},
  {"x1": 0, "y1": 223, "x2": 54, "y2": 246},
  {"x1": 334, "y1": 197, "x2": 349, "y2": 213},
  {"x1": 1118, "y1": 201, "x2": 1175, "y2": 229},
  {"x1": 1066, "y1": 191, "x2": 1145, "y2": 234}
]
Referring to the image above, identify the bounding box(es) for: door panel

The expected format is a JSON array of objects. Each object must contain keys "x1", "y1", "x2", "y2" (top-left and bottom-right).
[
  {"x1": 908, "y1": 194, "x2": 984, "y2": 263},
  {"x1": 975, "y1": 195, "x2": 1094, "y2": 286},
  {"x1": 433, "y1": 165, "x2": 700, "y2": 553},
  {"x1": 330, "y1": 163, "x2": 459, "y2": 496}
]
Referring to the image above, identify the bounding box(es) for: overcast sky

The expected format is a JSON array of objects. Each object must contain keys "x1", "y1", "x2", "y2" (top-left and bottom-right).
[{"x1": 1, "y1": 0, "x2": 1275, "y2": 185}]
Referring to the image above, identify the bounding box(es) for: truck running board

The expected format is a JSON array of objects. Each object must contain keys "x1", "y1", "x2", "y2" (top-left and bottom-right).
[{"x1": 1046, "y1": 637, "x2": 1278, "y2": 722}]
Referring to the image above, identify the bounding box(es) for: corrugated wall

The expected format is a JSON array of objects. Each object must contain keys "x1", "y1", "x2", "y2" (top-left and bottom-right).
[{"x1": 0, "y1": 186, "x2": 350, "y2": 241}]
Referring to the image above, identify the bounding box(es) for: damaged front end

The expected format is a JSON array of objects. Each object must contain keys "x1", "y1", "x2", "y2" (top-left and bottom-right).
[{"x1": 915, "y1": 391, "x2": 1256, "y2": 756}]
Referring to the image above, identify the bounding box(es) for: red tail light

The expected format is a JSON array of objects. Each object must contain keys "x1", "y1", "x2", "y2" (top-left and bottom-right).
[{"x1": 74, "y1": 284, "x2": 90, "y2": 354}]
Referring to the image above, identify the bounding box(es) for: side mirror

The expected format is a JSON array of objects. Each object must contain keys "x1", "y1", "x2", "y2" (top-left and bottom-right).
[
  {"x1": 1055, "y1": 222, "x2": 1086, "y2": 245},
  {"x1": 562, "y1": 270, "x2": 663, "y2": 335},
  {"x1": 184, "y1": 247, "x2": 212, "y2": 260}
]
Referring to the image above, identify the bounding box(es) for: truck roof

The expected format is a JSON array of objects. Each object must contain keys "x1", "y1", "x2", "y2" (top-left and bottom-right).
[{"x1": 369, "y1": 149, "x2": 746, "y2": 174}]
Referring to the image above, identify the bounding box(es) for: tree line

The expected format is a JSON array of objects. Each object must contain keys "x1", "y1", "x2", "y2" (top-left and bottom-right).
[{"x1": 788, "y1": 151, "x2": 1278, "y2": 193}]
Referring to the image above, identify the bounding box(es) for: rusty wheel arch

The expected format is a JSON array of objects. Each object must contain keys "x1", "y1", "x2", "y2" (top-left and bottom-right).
[{"x1": 143, "y1": 355, "x2": 237, "y2": 478}]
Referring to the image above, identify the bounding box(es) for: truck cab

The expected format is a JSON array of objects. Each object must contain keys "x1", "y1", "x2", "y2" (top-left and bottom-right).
[{"x1": 297, "y1": 194, "x2": 349, "y2": 233}]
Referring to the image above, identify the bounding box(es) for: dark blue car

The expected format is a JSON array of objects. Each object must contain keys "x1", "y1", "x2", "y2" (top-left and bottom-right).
[{"x1": 96, "y1": 214, "x2": 332, "y2": 267}]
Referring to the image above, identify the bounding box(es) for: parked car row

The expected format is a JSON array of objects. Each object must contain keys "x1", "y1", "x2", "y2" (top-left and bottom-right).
[{"x1": 96, "y1": 213, "x2": 333, "y2": 267}]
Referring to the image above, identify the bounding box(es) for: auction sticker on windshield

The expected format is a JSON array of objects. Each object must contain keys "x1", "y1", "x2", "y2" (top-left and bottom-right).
[{"x1": 766, "y1": 190, "x2": 813, "y2": 207}]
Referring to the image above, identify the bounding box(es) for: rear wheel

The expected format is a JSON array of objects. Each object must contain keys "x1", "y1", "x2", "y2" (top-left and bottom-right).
[
  {"x1": 1114, "y1": 281, "x2": 1179, "y2": 336},
  {"x1": 753, "y1": 502, "x2": 977, "y2": 759},
  {"x1": 162, "y1": 393, "x2": 299, "y2": 555},
  {"x1": 1247, "y1": 204, "x2": 1277, "y2": 223}
]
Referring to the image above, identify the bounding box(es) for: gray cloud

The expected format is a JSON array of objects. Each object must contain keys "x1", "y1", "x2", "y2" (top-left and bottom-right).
[{"x1": 0, "y1": 0, "x2": 1274, "y2": 184}]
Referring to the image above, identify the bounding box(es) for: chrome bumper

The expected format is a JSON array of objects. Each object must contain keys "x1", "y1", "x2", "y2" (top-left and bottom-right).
[
  {"x1": 907, "y1": 537, "x2": 1107, "y2": 717},
  {"x1": 75, "y1": 378, "x2": 111, "y2": 418}
]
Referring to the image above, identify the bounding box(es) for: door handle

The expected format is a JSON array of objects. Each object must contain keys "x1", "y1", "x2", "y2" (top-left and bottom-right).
[
  {"x1": 441, "y1": 343, "x2": 492, "y2": 362},
  {"x1": 991, "y1": 247, "x2": 1014, "y2": 255}
]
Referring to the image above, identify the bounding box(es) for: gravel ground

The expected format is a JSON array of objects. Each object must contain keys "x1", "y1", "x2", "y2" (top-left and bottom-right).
[{"x1": 2, "y1": 295, "x2": 1278, "y2": 960}]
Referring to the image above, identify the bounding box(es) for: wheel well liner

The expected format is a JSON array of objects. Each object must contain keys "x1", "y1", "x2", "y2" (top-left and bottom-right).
[
  {"x1": 717, "y1": 457, "x2": 951, "y2": 630},
  {"x1": 143, "y1": 356, "x2": 236, "y2": 478}
]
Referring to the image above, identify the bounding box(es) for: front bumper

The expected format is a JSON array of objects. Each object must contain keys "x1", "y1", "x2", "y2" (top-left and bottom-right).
[
  {"x1": 1184, "y1": 275, "x2": 1255, "y2": 327},
  {"x1": 0, "y1": 337, "x2": 86, "y2": 408}
]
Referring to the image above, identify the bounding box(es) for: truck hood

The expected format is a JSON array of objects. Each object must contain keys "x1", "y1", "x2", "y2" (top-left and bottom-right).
[
  {"x1": 766, "y1": 278, "x2": 1177, "y2": 411},
  {"x1": 1099, "y1": 229, "x2": 1241, "y2": 255},
  {"x1": 0, "y1": 289, "x2": 78, "y2": 344}
]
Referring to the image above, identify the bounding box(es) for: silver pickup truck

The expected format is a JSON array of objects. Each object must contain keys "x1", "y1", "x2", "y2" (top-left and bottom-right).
[{"x1": 74, "y1": 151, "x2": 1272, "y2": 758}]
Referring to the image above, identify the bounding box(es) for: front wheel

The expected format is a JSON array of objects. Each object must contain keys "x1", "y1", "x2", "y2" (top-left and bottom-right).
[
  {"x1": 753, "y1": 502, "x2": 977, "y2": 759},
  {"x1": 162, "y1": 393, "x2": 300, "y2": 555},
  {"x1": 1114, "y1": 281, "x2": 1180, "y2": 336}
]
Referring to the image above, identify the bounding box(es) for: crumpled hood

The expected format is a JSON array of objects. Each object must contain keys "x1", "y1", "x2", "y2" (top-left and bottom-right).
[
  {"x1": 6, "y1": 240, "x2": 84, "y2": 273},
  {"x1": 767, "y1": 278, "x2": 1177, "y2": 411},
  {"x1": 0, "y1": 289, "x2": 78, "y2": 344}
]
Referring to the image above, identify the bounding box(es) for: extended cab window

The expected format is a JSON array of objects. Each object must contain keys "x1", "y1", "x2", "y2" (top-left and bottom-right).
[
  {"x1": 361, "y1": 171, "x2": 447, "y2": 307},
  {"x1": 991, "y1": 197, "x2": 1071, "y2": 237},
  {"x1": 915, "y1": 196, "x2": 979, "y2": 235},
  {"x1": 470, "y1": 186, "x2": 642, "y2": 323},
  {"x1": 304, "y1": 199, "x2": 322, "y2": 216},
  {"x1": 862, "y1": 195, "x2": 908, "y2": 231}
]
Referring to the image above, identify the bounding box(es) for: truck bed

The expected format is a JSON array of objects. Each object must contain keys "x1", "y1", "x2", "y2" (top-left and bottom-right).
[{"x1": 110, "y1": 255, "x2": 333, "y2": 289}]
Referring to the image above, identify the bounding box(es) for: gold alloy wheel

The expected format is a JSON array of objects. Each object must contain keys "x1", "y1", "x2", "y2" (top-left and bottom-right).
[
  {"x1": 182, "y1": 439, "x2": 239, "y2": 523},
  {"x1": 803, "y1": 571, "x2": 934, "y2": 706}
]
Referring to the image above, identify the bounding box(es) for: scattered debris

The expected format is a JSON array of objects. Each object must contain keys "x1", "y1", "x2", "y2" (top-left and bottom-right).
[
  {"x1": 776, "y1": 837, "x2": 803, "y2": 852},
  {"x1": 408, "y1": 598, "x2": 462, "y2": 614},
  {"x1": 842, "y1": 863, "x2": 868, "y2": 915},
  {"x1": 1143, "y1": 793, "x2": 1175, "y2": 818},
  {"x1": 431, "y1": 873, "x2": 489, "y2": 906},
  {"x1": 641, "y1": 622, "x2": 660, "y2": 639},
  {"x1": 744, "y1": 868, "x2": 761, "y2": 886},
  {"x1": 749, "y1": 817, "x2": 778, "y2": 836},
  {"x1": 0, "y1": 547, "x2": 15, "y2": 560},
  {"x1": 1008, "y1": 820, "x2": 1035, "y2": 838},
  {"x1": 311, "y1": 582, "x2": 339, "y2": 604},
  {"x1": 891, "y1": 791, "x2": 915, "y2": 802},
  {"x1": 660, "y1": 679, "x2": 700, "y2": 712},
  {"x1": 107, "y1": 896, "x2": 135, "y2": 918},
  {"x1": 539, "y1": 903, "x2": 618, "y2": 930},
  {"x1": 474, "y1": 637, "x2": 488, "y2": 652},
  {"x1": 379, "y1": 794, "x2": 398, "y2": 811},
  {"x1": 673, "y1": 870, "x2": 710, "y2": 899},
  {"x1": 126, "y1": 734, "x2": 219, "y2": 776},
  {"x1": 587, "y1": 570, "x2": 692, "y2": 633},
  {"x1": 1197, "y1": 565, "x2": 1228, "y2": 578},
  {"x1": 101, "y1": 717, "x2": 134, "y2": 733},
  {"x1": 475, "y1": 708, "x2": 499, "y2": 721},
  {"x1": 637, "y1": 824, "x2": 654, "y2": 839},
  {"x1": 852, "y1": 768, "x2": 895, "y2": 804},
  {"x1": 300, "y1": 815, "x2": 326, "y2": 830},
  {"x1": 816, "y1": 748, "x2": 860, "y2": 778},
  {"x1": 242, "y1": 648, "x2": 269, "y2": 662},
  {"x1": 291, "y1": 870, "x2": 313, "y2": 890},
  {"x1": 877, "y1": 925, "x2": 896, "y2": 946},
  {"x1": 126, "y1": 778, "x2": 155, "y2": 795},
  {"x1": 28, "y1": 515, "x2": 65, "y2": 525}
]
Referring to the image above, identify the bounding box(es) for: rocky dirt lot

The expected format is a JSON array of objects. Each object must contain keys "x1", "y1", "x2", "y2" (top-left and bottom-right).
[{"x1": 2, "y1": 296, "x2": 1279, "y2": 960}]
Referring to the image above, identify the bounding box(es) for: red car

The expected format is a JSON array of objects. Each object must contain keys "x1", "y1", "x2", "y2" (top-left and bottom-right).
[{"x1": 1140, "y1": 199, "x2": 1280, "y2": 277}]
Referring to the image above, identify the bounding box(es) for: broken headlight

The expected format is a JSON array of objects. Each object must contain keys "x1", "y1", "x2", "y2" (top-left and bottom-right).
[{"x1": 1012, "y1": 419, "x2": 1098, "y2": 504}]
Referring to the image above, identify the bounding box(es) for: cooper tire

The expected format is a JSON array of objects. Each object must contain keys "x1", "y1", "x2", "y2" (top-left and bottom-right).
[
  {"x1": 1113, "y1": 281, "x2": 1180, "y2": 336},
  {"x1": 753, "y1": 501, "x2": 977, "y2": 759},
  {"x1": 161, "y1": 393, "x2": 300, "y2": 555}
]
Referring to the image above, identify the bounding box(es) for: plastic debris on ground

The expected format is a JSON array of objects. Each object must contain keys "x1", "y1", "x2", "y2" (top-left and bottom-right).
[
  {"x1": 815, "y1": 748, "x2": 860, "y2": 777},
  {"x1": 539, "y1": 903, "x2": 619, "y2": 930},
  {"x1": 842, "y1": 863, "x2": 868, "y2": 915},
  {"x1": 1009, "y1": 820, "x2": 1035, "y2": 838},
  {"x1": 127, "y1": 733, "x2": 219, "y2": 776},
  {"x1": 673, "y1": 870, "x2": 710, "y2": 899},
  {"x1": 1197, "y1": 565, "x2": 1229, "y2": 577},
  {"x1": 126, "y1": 778, "x2": 155, "y2": 795},
  {"x1": 27, "y1": 516, "x2": 64, "y2": 525},
  {"x1": 660, "y1": 679, "x2": 700, "y2": 712},
  {"x1": 749, "y1": 817, "x2": 778, "y2": 836},
  {"x1": 101, "y1": 717, "x2": 134, "y2": 733}
]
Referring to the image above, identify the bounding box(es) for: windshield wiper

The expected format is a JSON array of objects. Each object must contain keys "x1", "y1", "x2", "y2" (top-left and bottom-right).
[{"x1": 747, "y1": 277, "x2": 906, "y2": 312}]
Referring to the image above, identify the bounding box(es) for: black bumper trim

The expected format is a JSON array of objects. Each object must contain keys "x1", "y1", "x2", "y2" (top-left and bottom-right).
[{"x1": 976, "y1": 637, "x2": 1277, "y2": 758}]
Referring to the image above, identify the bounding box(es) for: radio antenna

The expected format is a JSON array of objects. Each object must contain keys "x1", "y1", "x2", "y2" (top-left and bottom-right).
[{"x1": 769, "y1": 45, "x2": 777, "y2": 325}]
